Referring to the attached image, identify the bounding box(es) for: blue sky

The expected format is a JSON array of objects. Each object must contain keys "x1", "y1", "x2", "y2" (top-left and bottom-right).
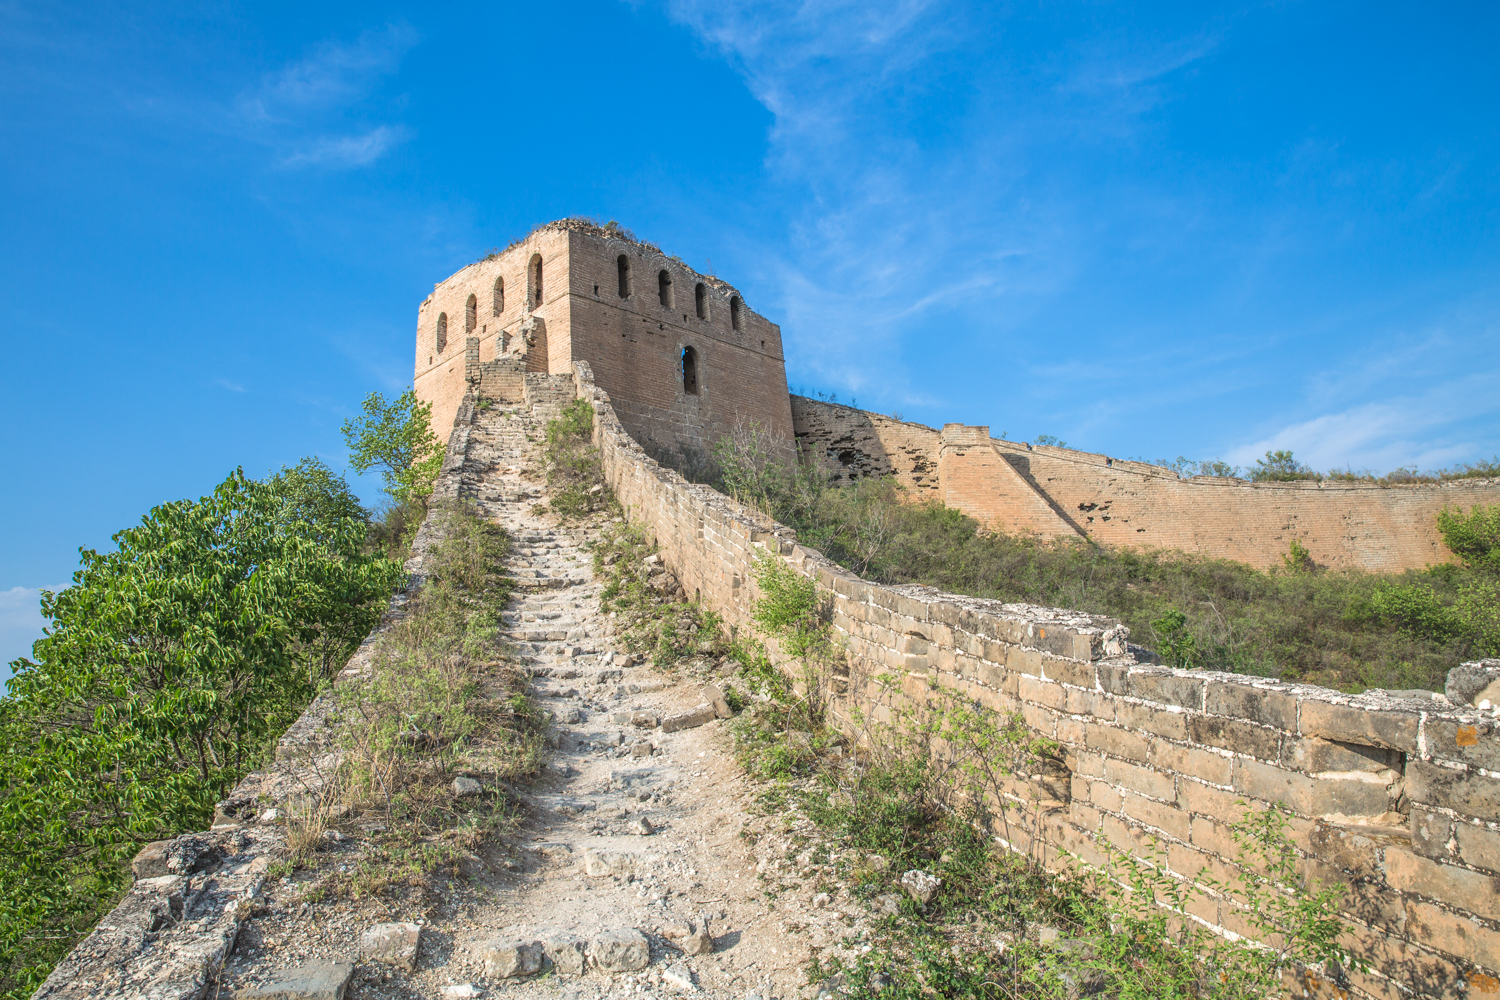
[{"x1": 4, "y1": 0, "x2": 1499, "y2": 674}]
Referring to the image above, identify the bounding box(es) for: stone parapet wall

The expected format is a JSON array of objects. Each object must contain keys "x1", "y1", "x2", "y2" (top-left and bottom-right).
[{"x1": 581, "y1": 363, "x2": 1500, "y2": 999}]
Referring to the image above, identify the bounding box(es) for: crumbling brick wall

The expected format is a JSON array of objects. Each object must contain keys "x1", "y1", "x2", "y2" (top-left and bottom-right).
[
  {"x1": 581, "y1": 361, "x2": 1500, "y2": 999},
  {"x1": 792, "y1": 398, "x2": 1500, "y2": 573}
]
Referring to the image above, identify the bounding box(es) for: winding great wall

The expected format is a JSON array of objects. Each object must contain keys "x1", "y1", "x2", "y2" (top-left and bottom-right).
[{"x1": 38, "y1": 219, "x2": 1500, "y2": 999}]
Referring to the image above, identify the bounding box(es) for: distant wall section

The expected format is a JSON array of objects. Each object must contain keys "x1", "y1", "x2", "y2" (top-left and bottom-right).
[{"x1": 793, "y1": 399, "x2": 1498, "y2": 572}]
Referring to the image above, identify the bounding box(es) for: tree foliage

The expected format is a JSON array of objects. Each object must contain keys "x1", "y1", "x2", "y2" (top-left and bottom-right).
[
  {"x1": 0, "y1": 469, "x2": 401, "y2": 997},
  {"x1": 341, "y1": 389, "x2": 445, "y2": 507}
]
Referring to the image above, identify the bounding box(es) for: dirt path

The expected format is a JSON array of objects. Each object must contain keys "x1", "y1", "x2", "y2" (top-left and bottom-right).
[{"x1": 225, "y1": 412, "x2": 874, "y2": 1000}]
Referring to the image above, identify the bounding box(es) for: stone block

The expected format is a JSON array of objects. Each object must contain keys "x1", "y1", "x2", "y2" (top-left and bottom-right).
[
  {"x1": 589, "y1": 928, "x2": 651, "y2": 972},
  {"x1": 703, "y1": 685, "x2": 732, "y2": 719},
  {"x1": 1284, "y1": 737, "x2": 1401, "y2": 775},
  {"x1": 1232, "y1": 758, "x2": 1391, "y2": 818},
  {"x1": 1187, "y1": 714, "x2": 1282, "y2": 760},
  {"x1": 1299, "y1": 700, "x2": 1420, "y2": 753},
  {"x1": 1121, "y1": 790, "x2": 1191, "y2": 841},
  {"x1": 543, "y1": 933, "x2": 589, "y2": 975},
  {"x1": 584, "y1": 848, "x2": 639, "y2": 876},
  {"x1": 1457, "y1": 822, "x2": 1500, "y2": 875},
  {"x1": 1407, "y1": 898, "x2": 1500, "y2": 972},
  {"x1": 1113, "y1": 700, "x2": 1185, "y2": 739},
  {"x1": 1410, "y1": 808, "x2": 1455, "y2": 861},
  {"x1": 1152, "y1": 741, "x2": 1232, "y2": 785},
  {"x1": 1385, "y1": 848, "x2": 1500, "y2": 922},
  {"x1": 1064, "y1": 686, "x2": 1114, "y2": 721},
  {"x1": 480, "y1": 938, "x2": 545, "y2": 978},
  {"x1": 359, "y1": 922, "x2": 421, "y2": 970},
  {"x1": 236, "y1": 961, "x2": 354, "y2": 1000},
  {"x1": 661, "y1": 704, "x2": 717, "y2": 732},
  {"x1": 1203, "y1": 681, "x2": 1298, "y2": 732},
  {"x1": 1096, "y1": 662, "x2": 1131, "y2": 696},
  {"x1": 1408, "y1": 761, "x2": 1500, "y2": 822},
  {"x1": 1106, "y1": 757, "x2": 1177, "y2": 802},
  {"x1": 1128, "y1": 670, "x2": 1205, "y2": 711},
  {"x1": 1305, "y1": 823, "x2": 1387, "y2": 880},
  {"x1": 1018, "y1": 674, "x2": 1065, "y2": 710},
  {"x1": 1040, "y1": 655, "x2": 1094, "y2": 688},
  {"x1": 1426, "y1": 719, "x2": 1500, "y2": 770},
  {"x1": 1085, "y1": 725, "x2": 1151, "y2": 763}
]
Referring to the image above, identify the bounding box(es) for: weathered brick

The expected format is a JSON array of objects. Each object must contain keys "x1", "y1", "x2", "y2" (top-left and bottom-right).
[
  {"x1": 1152, "y1": 740, "x2": 1232, "y2": 785},
  {"x1": 1189, "y1": 814, "x2": 1237, "y2": 857},
  {"x1": 1427, "y1": 719, "x2": 1500, "y2": 771},
  {"x1": 1385, "y1": 848, "x2": 1500, "y2": 922},
  {"x1": 1299, "y1": 699, "x2": 1421, "y2": 753},
  {"x1": 1303, "y1": 822, "x2": 1388, "y2": 881},
  {"x1": 1127, "y1": 670, "x2": 1205, "y2": 711},
  {"x1": 1408, "y1": 761, "x2": 1500, "y2": 823},
  {"x1": 1186, "y1": 714, "x2": 1281, "y2": 761},
  {"x1": 1412, "y1": 808, "x2": 1455, "y2": 862},
  {"x1": 1021, "y1": 701, "x2": 1059, "y2": 737},
  {"x1": 1232, "y1": 758, "x2": 1391, "y2": 818},
  {"x1": 1176, "y1": 777, "x2": 1249, "y2": 820},
  {"x1": 1113, "y1": 700, "x2": 1186, "y2": 739},
  {"x1": 1121, "y1": 790, "x2": 1191, "y2": 841},
  {"x1": 1457, "y1": 822, "x2": 1500, "y2": 876},
  {"x1": 1106, "y1": 758, "x2": 1176, "y2": 802},
  {"x1": 1085, "y1": 726, "x2": 1151, "y2": 763},
  {"x1": 1407, "y1": 898, "x2": 1500, "y2": 972},
  {"x1": 1039, "y1": 654, "x2": 1094, "y2": 688},
  {"x1": 1017, "y1": 674, "x2": 1065, "y2": 711},
  {"x1": 1283, "y1": 736, "x2": 1402, "y2": 775},
  {"x1": 1203, "y1": 680, "x2": 1299, "y2": 731},
  {"x1": 1006, "y1": 644, "x2": 1042, "y2": 677},
  {"x1": 1088, "y1": 778, "x2": 1123, "y2": 813},
  {"x1": 1097, "y1": 662, "x2": 1130, "y2": 696},
  {"x1": 1054, "y1": 716, "x2": 1085, "y2": 746},
  {"x1": 1064, "y1": 686, "x2": 1115, "y2": 721}
]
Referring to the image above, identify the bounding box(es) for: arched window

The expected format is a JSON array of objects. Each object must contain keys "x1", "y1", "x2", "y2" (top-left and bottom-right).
[
  {"x1": 465, "y1": 294, "x2": 477, "y2": 334},
  {"x1": 658, "y1": 269, "x2": 672, "y2": 308},
  {"x1": 730, "y1": 295, "x2": 742, "y2": 331},
  {"x1": 492, "y1": 276, "x2": 504, "y2": 316},
  {"x1": 528, "y1": 253, "x2": 543, "y2": 310},
  {"x1": 617, "y1": 255, "x2": 631, "y2": 298},
  {"x1": 436, "y1": 313, "x2": 448, "y2": 353},
  {"x1": 681, "y1": 346, "x2": 698, "y2": 395},
  {"x1": 695, "y1": 282, "x2": 707, "y2": 320}
]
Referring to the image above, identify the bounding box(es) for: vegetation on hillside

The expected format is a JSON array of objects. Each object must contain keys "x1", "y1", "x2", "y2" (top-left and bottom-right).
[
  {"x1": 659, "y1": 428, "x2": 1500, "y2": 692},
  {"x1": 1140, "y1": 447, "x2": 1500, "y2": 484},
  {"x1": 0, "y1": 389, "x2": 444, "y2": 998}
]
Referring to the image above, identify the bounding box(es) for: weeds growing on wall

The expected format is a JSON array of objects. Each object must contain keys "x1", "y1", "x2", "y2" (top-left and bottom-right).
[
  {"x1": 664, "y1": 435, "x2": 1500, "y2": 692},
  {"x1": 542, "y1": 398, "x2": 616, "y2": 520},
  {"x1": 280, "y1": 501, "x2": 546, "y2": 904}
]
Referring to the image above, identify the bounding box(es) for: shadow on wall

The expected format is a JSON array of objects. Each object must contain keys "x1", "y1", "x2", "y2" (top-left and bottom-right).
[{"x1": 790, "y1": 395, "x2": 941, "y2": 493}]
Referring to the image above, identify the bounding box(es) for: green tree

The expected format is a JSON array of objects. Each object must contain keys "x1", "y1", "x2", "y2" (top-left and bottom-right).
[
  {"x1": 266, "y1": 456, "x2": 367, "y2": 541},
  {"x1": 1249, "y1": 450, "x2": 1320, "y2": 482},
  {"x1": 341, "y1": 389, "x2": 445, "y2": 507},
  {"x1": 1437, "y1": 503, "x2": 1500, "y2": 575},
  {"x1": 0, "y1": 470, "x2": 401, "y2": 996}
]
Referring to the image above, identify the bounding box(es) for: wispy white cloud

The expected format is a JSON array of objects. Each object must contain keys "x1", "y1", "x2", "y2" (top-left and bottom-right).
[
  {"x1": 215, "y1": 377, "x2": 247, "y2": 392},
  {"x1": 234, "y1": 23, "x2": 417, "y2": 169},
  {"x1": 237, "y1": 24, "x2": 417, "y2": 124},
  {"x1": 281, "y1": 124, "x2": 408, "y2": 168},
  {"x1": 1226, "y1": 370, "x2": 1500, "y2": 473}
]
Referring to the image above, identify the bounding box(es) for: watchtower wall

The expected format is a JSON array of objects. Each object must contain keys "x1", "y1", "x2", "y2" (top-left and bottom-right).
[{"x1": 414, "y1": 220, "x2": 793, "y2": 464}]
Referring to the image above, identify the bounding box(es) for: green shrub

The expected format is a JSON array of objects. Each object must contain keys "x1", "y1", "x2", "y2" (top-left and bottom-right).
[
  {"x1": 543, "y1": 398, "x2": 613, "y2": 519},
  {"x1": 0, "y1": 469, "x2": 401, "y2": 997}
]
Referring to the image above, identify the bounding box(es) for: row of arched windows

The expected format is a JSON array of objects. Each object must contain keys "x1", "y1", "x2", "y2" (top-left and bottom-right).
[
  {"x1": 433, "y1": 254, "x2": 544, "y2": 356},
  {"x1": 434, "y1": 252, "x2": 748, "y2": 359},
  {"x1": 616, "y1": 254, "x2": 743, "y2": 330}
]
